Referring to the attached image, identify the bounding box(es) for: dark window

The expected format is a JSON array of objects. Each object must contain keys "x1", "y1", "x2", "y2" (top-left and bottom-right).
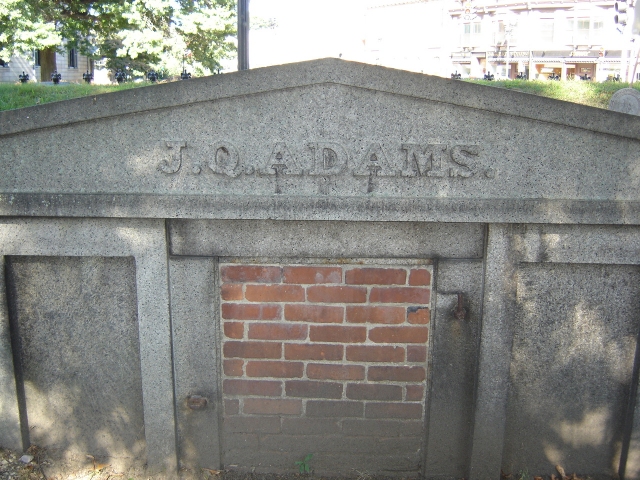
[
  {"x1": 34, "y1": 50, "x2": 41, "y2": 67},
  {"x1": 68, "y1": 48, "x2": 77, "y2": 68}
]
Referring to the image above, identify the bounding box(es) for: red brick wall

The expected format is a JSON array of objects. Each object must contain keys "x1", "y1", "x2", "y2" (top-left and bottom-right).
[{"x1": 220, "y1": 263, "x2": 432, "y2": 474}]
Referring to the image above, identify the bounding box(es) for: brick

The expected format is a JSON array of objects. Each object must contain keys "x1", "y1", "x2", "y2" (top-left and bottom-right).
[
  {"x1": 306, "y1": 400, "x2": 364, "y2": 418},
  {"x1": 369, "y1": 326, "x2": 428, "y2": 344},
  {"x1": 224, "y1": 416, "x2": 281, "y2": 433},
  {"x1": 221, "y1": 283, "x2": 243, "y2": 300},
  {"x1": 223, "y1": 341, "x2": 282, "y2": 359},
  {"x1": 346, "y1": 345, "x2": 404, "y2": 362},
  {"x1": 307, "y1": 364, "x2": 365, "y2": 380},
  {"x1": 300, "y1": 452, "x2": 421, "y2": 472},
  {"x1": 259, "y1": 434, "x2": 378, "y2": 455},
  {"x1": 307, "y1": 285, "x2": 367, "y2": 303},
  {"x1": 223, "y1": 432, "x2": 259, "y2": 450},
  {"x1": 342, "y1": 419, "x2": 423, "y2": 437},
  {"x1": 223, "y1": 379, "x2": 282, "y2": 396},
  {"x1": 245, "y1": 285, "x2": 305, "y2": 302},
  {"x1": 406, "y1": 385, "x2": 424, "y2": 401},
  {"x1": 284, "y1": 343, "x2": 343, "y2": 361},
  {"x1": 346, "y1": 345, "x2": 405, "y2": 362},
  {"x1": 285, "y1": 380, "x2": 343, "y2": 398},
  {"x1": 407, "y1": 345, "x2": 427, "y2": 362},
  {"x1": 281, "y1": 418, "x2": 342, "y2": 434},
  {"x1": 224, "y1": 321, "x2": 244, "y2": 339},
  {"x1": 376, "y1": 436, "x2": 424, "y2": 456},
  {"x1": 283, "y1": 266, "x2": 342, "y2": 284},
  {"x1": 284, "y1": 304, "x2": 344, "y2": 323},
  {"x1": 221, "y1": 265, "x2": 281, "y2": 283},
  {"x1": 345, "y1": 268, "x2": 406, "y2": 285},
  {"x1": 370, "y1": 287, "x2": 430, "y2": 304},
  {"x1": 248, "y1": 323, "x2": 308, "y2": 340},
  {"x1": 223, "y1": 359, "x2": 244, "y2": 376},
  {"x1": 243, "y1": 398, "x2": 302, "y2": 415},
  {"x1": 368, "y1": 366, "x2": 426, "y2": 382},
  {"x1": 246, "y1": 360, "x2": 304, "y2": 378},
  {"x1": 310, "y1": 325, "x2": 367, "y2": 343},
  {"x1": 224, "y1": 451, "x2": 297, "y2": 470},
  {"x1": 222, "y1": 303, "x2": 281, "y2": 320},
  {"x1": 346, "y1": 305, "x2": 405, "y2": 324},
  {"x1": 224, "y1": 399, "x2": 240, "y2": 415},
  {"x1": 409, "y1": 268, "x2": 431, "y2": 286},
  {"x1": 346, "y1": 383, "x2": 402, "y2": 401},
  {"x1": 365, "y1": 403, "x2": 423, "y2": 419},
  {"x1": 407, "y1": 306, "x2": 430, "y2": 324}
]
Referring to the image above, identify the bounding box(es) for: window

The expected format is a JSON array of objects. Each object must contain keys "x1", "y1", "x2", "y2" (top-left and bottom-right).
[
  {"x1": 463, "y1": 23, "x2": 471, "y2": 45},
  {"x1": 462, "y1": 22, "x2": 482, "y2": 46},
  {"x1": 592, "y1": 19, "x2": 604, "y2": 42},
  {"x1": 576, "y1": 19, "x2": 590, "y2": 43},
  {"x1": 68, "y1": 48, "x2": 77, "y2": 68},
  {"x1": 566, "y1": 17, "x2": 575, "y2": 41},
  {"x1": 34, "y1": 50, "x2": 41, "y2": 67},
  {"x1": 540, "y1": 19, "x2": 554, "y2": 43}
]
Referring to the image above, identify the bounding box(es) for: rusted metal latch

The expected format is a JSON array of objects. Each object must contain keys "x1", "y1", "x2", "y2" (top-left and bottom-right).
[
  {"x1": 453, "y1": 293, "x2": 467, "y2": 320},
  {"x1": 187, "y1": 395, "x2": 208, "y2": 410}
]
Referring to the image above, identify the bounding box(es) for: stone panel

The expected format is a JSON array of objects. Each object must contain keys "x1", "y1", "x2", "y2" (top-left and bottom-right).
[
  {"x1": 169, "y1": 257, "x2": 222, "y2": 470},
  {"x1": 5, "y1": 256, "x2": 145, "y2": 473},
  {"x1": 169, "y1": 220, "x2": 484, "y2": 259},
  {"x1": 424, "y1": 259, "x2": 483, "y2": 479},
  {"x1": 502, "y1": 263, "x2": 640, "y2": 477}
]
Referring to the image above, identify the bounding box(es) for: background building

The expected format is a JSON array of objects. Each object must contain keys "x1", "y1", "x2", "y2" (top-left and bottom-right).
[
  {"x1": 446, "y1": 0, "x2": 636, "y2": 80},
  {"x1": 0, "y1": 47, "x2": 93, "y2": 84}
]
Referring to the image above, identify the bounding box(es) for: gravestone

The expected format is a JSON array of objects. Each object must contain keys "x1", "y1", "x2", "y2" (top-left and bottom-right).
[
  {"x1": 1, "y1": 59, "x2": 640, "y2": 479},
  {"x1": 609, "y1": 88, "x2": 640, "y2": 116}
]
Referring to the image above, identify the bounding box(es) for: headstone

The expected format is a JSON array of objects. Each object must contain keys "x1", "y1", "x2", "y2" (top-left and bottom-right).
[{"x1": 609, "y1": 87, "x2": 640, "y2": 116}]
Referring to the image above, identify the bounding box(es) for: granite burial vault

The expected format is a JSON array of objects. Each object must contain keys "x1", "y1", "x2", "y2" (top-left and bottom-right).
[{"x1": 1, "y1": 59, "x2": 640, "y2": 479}]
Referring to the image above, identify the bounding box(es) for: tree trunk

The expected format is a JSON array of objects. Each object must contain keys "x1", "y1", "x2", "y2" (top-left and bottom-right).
[{"x1": 39, "y1": 48, "x2": 57, "y2": 82}]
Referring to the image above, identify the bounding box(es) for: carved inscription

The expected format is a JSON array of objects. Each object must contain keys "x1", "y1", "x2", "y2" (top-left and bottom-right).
[
  {"x1": 158, "y1": 140, "x2": 186, "y2": 174},
  {"x1": 158, "y1": 140, "x2": 495, "y2": 180},
  {"x1": 260, "y1": 143, "x2": 303, "y2": 175},
  {"x1": 309, "y1": 143, "x2": 348, "y2": 176},
  {"x1": 208, "y1": 142, "x2": 243, "y2": 177},
  {"x1": 353, "y1": 143, "x2": 395, "y2": 177}
]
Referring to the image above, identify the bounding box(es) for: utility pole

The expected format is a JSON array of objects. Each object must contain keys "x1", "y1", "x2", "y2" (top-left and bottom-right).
[{"x1": 238, "y1": 0, "x2": 249, "y2": 71}]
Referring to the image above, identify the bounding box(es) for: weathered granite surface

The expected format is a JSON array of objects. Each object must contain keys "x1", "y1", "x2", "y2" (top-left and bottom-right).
[
  {"x1": 5, "y1": 256, "x2": 145, "y2": 473},
  {"x1": 1, "y1": 59, "x2": 639, "y2": 224}
]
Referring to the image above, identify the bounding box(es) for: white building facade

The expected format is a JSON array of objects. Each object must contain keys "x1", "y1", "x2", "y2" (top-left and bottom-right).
[
  {"x1": 0, "y1": 48, "x2": 93, "y2": 84},
  {"x1": 448, "y1": 0, "x2": 637, "y2": 80}
]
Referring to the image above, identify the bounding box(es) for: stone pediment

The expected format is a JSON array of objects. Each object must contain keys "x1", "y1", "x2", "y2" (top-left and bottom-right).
[{"x1": 1, "y1": 58, "x2": 639, "y2": 223}]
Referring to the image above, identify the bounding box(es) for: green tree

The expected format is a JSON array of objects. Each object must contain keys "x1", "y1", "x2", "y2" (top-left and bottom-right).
[{"x1": 0, "y1": 0, "x2": 236, "y2": 81}]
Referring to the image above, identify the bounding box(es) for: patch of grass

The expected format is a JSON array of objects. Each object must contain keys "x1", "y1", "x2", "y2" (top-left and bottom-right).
[
  {"x1": 468, "y1": 79, "x2": 640, "y2": 109},
  {"x1": 1, "y1": 77, "x2": 639, "y2": 112},
  {"x1": 0, "y1": 82, "x2": 149, "y2": 112}
]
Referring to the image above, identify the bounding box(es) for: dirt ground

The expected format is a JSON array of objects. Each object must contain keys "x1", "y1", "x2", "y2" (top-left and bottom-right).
[{"x1": 0, "y1": 446, "x2": 401, "y2": 480}]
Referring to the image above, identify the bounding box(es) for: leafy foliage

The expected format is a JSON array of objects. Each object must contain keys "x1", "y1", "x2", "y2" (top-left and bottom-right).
[
  {"x1": 295, "y1": 453, "x2": 313, "y2": 474},
  {"x1": 0, "y1": 0, "x2": 236, "y2": 76}
]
